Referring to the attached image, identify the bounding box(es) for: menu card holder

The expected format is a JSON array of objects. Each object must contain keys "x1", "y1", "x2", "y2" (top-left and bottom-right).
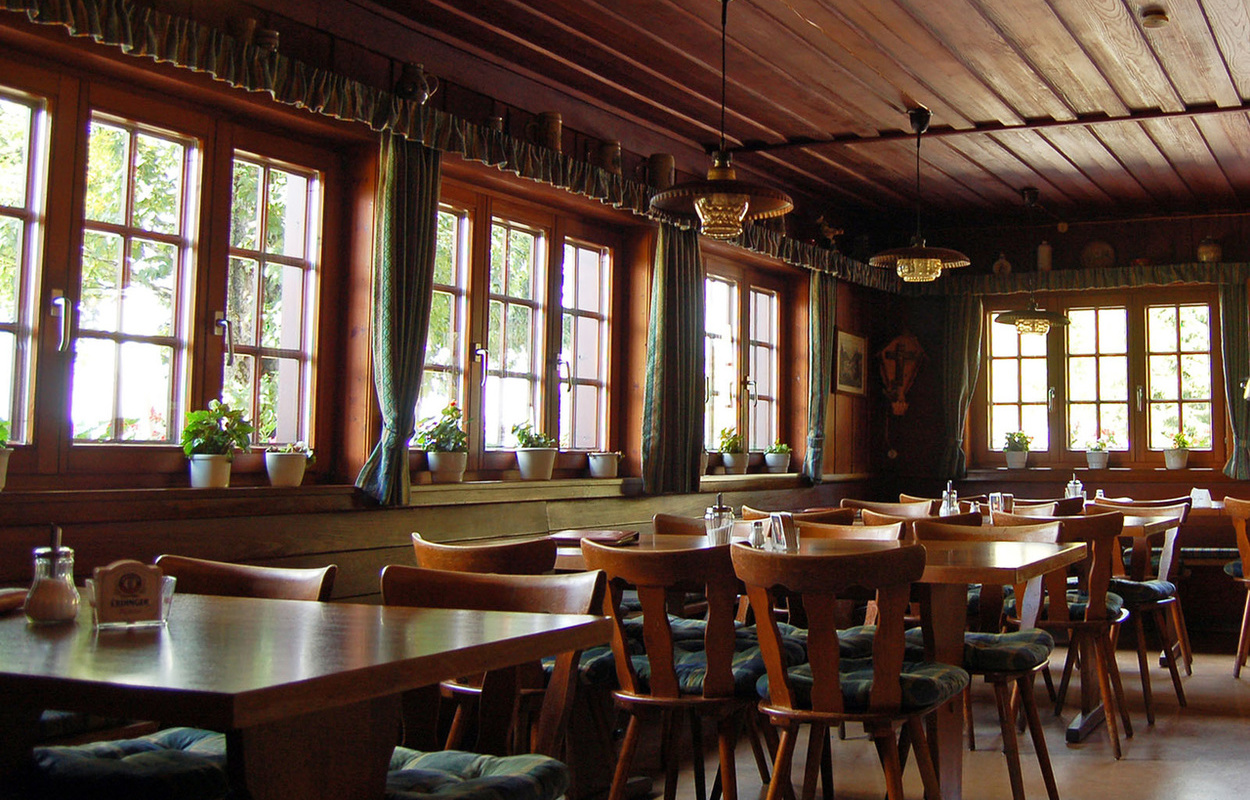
[{"x1": 87, "y1": 560, "x2": 175, "y2": 629}]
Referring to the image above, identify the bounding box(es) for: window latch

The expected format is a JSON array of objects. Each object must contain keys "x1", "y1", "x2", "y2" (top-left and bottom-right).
[
  {"x1": 474, "y1": 344, "x2": 488, "y2": 388},
  {"x1": 50, "y1": 291, "x2": 70, "y2": 353},
  {"x1": 1137, "y1": 385, "x2": 1144, "y2": 412},
  {"x1": 215, "y1": 315, "x2": 234, "y2": 367},
  {"x1": 557, "y1": 357, "x2": 571, "y2": 393},
  {"x1": 1047, "y1": 386, "x2": 1055, "y2": 412}
]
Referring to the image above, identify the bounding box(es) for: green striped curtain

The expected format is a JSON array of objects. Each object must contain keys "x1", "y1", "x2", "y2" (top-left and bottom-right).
[
  {"x1": 641, "y1": 224, "x2": 705, "y2": 494},
  {"x1": 939, "y1": 294, "x2": 983, "y2": 478},
  {"x1": 803, "y1": 270, "x2": 837, "y2": 482},
  {"x1": 355, "y1": 133, "x2": 442, "y2": 505},
  {"x1": 1220, "y1": 281, "x2": 1250, "y2": 478}
]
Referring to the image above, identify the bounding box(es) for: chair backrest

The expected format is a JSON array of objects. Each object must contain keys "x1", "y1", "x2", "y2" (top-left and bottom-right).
[
  {"x1": 1012, "y1": 496, "x2": 1085, "y2": 516},
  {"x1": 863, "y1": 510, "x2": 983, "y2": 542},
  {"x1": 1089, "y1": 499, "x2": 1190, "y2": 580},
  {"x1": 797, "y1": 520, "x2": 906, "y2": 541},
  {"x1": 1224, "y1": 497, "x2": 1250, "y2": 577},
  {"x1": 741, "y1": 504, "x2": 856, "y2": 525},
  {"x1": 652, "y1": 513, "x2": 706, "y2": 536},
  {"x1": 581, "y1": 539, "x2": 739, "y2": 701},
  {"x1": 732, "y1": 542, "x2": 927, "y2": 715},
  {"x1": 897, "y1": 494, "x2": 943, "y2": 514},
  {"x1": 993, "y1": 510, "x2": 1124, "y2": 623},
  {"x1": 154, "y1": 555, "x2": 336, "y2": 601},
  {"x1": 913, "y1": 519, "x2": 1062, "y2": 544},
  {"x1": 1011, "y1": 501, "x2": 1057, "y2": 517},
  {"x1": 411, "y1": 533, "x2": 557, "y2": 574},
  {"x1": 840, "y1": 498, "x2": 934, "y2": 518},
  {"x1": 1091, "y1": 497, "x2": 1191, "y2": 523},
  {"x1": 380, "y1": 565, "x2": 606, "y2": 757}
]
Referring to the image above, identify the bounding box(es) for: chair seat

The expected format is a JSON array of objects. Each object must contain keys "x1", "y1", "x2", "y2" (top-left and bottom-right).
[
  {"x1": 760, "y1": 660, "x2": 969, "y2": 714},
  {"x1": 30, "y1": 727, "x2": 228, "y2": 800},
  {"x1": 1108, "y1": 577, "x2": 1177, "y2": 606},
  {"x1": 387, "y1": 748, "x2": 569, "y2": 800},
  {"x1": 1225, "y1": 560, "x2": 1243, "y2": 579},
  {"x1": 1007, "y1": 589, "x2": 1125, "y2": 621},
  {"x1": 902, "y1": 628, "x2": 1054, "y2": 673}
]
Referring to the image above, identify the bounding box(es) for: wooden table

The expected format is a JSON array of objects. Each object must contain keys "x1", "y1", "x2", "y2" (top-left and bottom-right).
[
  {"x1": 0, "y1": 594, "x2": 610, "y2": 800},
  {"x1": 558, "y1": 532, "x2": 1085, "y2": 800}
]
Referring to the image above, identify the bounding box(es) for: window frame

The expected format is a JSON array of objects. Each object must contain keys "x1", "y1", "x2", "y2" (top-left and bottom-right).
[{"x1": 973, "y1": 286, "x2": 1226, "y2": 469}]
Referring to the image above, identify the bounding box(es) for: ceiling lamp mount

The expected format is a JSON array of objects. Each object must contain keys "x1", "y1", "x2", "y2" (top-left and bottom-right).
[
  {"x1": 868, "y1": 106, "x2": 970, "y2": 282},
  {"x1": 650, "y1": 0, "x2": 792, "y2": 240},
  {"x1": 1142, "y1": 6, "x2": 1170, "y2": 29},
  {"x1": 995, "y1": 300, "x2": 1070, "y2": 336}
]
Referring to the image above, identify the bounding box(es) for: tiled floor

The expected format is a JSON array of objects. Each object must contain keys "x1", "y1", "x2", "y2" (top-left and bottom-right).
[{"x1": 650, "y1": 648, "x2": 1250, "y2": 800}]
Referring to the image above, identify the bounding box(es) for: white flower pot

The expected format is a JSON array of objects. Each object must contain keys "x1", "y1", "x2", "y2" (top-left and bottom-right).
[
  {"x1": 699, "y1": 451, "x2": 709, "y2": 475},
  {"x1": 1164, "y1": 448, "x2": 1189, "y2": 470},
  {"x1": 764, "y1": 452, "x2": 791, "y2": 474},
  {"x1": 1004, "y1": 450, "x2": 1029, "y2": 469},
  {"x1": 721, "y1": 452, "x2": 749, "y2": 474},
  {"x1": 265, "y1": 451, "x2": 309, "y2": 487},
  {"x1": 516, "y1": 447, "x2": 557, "y2": 480},
  {"x1": 587, "y1": 452, "x2": 620, "y2": 478},
  {"x1": 427, "y1": 451, "x2": 468, "y2": 483},
  {"x1": 189, "y1": 454, "x2": 232, "y2": 488},
  {"x1": 0, "y1": 446, "x2": 11, "y2": 491},
  {"x1": 1085, "y1": 450, "x2": 1109, "y2": 469}
]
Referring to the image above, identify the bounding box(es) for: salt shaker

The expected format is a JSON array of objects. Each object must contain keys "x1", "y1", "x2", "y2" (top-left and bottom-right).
[
  {"x1": 704, "y1": 493, "x2": 734, "y2": 545},
  {"x1": 940, "y1": 480, "x2": 958, "y2": 516},
  {"x1": 748, "y1": 520, "x2": 766, "y2": 548},
  {"x1": 25, "y1": 526, "x2": 79, "y2": 625},
  {"x1": 1066, "y1": 473, "x2": 1085, "y2": 500}
]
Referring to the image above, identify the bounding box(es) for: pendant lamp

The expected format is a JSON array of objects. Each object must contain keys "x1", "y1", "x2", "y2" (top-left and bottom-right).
[
  {"x1": 869, "y1": 107, "x2": 970, "y2": 282},
  {"x1": 994, "y1": 300, "x2": 1070, "y2": 336},
  {"x1": 650, "y1": 0, "x2": 792, "y2": 240}
]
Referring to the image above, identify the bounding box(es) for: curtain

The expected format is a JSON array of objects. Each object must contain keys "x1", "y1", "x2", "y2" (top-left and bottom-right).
[
  {"x1": 939, "y1": 294, "x2": 983, "y2": 478},
  {"x1": 355, "y1": 134, "x2": 441, "y2": 505},
  {"x1": 803, "y1": 270, "x2": 837, "y2": 483},
  {"x1": 1220, "y1": 281, "x2": 1250, "y2": 478},
  {"x1": 641, "y1": 224, "x2": 705, "y2": 494}
]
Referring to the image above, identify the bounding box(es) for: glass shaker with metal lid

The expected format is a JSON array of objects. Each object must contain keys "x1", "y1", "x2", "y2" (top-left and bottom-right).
[
  {"x1": 25, "y1": 526, "x2": 80, "y2": 625},
  {"x1": 704, "y1": 492, "x2": 734, "y2": 545}
]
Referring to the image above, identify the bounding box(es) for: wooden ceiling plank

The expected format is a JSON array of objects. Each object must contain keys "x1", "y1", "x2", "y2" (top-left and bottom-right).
[
  {"x1": 1089, "y1": 122, "x2": 1197, "y2": 210},
  {"x1": 843, "y1": 137, "x2": 1009, "y2": 211},
  {"x1": 939, "y1": 134, "x2": 1071, "y2": 207},
  {"x1": 987, "y1": 129, "x2": 1118, "y2": 207},
  {"x1": 1139, "y1": 117, "x2": 1239, "y2": 206},
  {"x1": 899, "y1": 0, "x2": 1078, "y2": 122},
  {"x1": 1200, "y1": 0, "x2": 1250, "y2": 98},
  {"x1": 1047, "y1": 0, "x2": 1185, "y2": 113},
  {"x1": 1193, "y1": 114, "x2": 1250, "y2": 204},
  {"x1": 1036, "y1": 126, "x2": 1154, "y2": 209},
  {"x1": 1138, "y1": 0, "x2": 1241, "y2": 107}
]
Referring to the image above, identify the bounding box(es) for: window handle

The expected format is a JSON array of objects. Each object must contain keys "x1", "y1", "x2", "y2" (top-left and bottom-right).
[
  {"x1": 1047, "y1": 386, "x2": 1055, "y2": 412},
  {"x1": 1137, "y1": 385, "x2": 1144, "y2": 412},
  {"x1": 50, "y1": 292, "x2": 70, "y2": 353},
  {"x1": 558, "y1": 356, "x2": 571, "y2": 393},
  {"x1": 215, "y1": 316, "x2": 234, "y2": 367},
  {"x1": 745, "y1": 378, "x2": 758, "y2": 408},
  {"x1": 474, "y1": 345, "x2": 489, "y2": 388}
]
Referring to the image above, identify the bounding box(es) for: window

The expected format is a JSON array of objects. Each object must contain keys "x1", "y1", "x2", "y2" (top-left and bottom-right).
[
  {"x1": 703, "y1": 265, "x2": 786, "y2": 452},
  {"x1": 0, "y1": 89, "x2": 46, "y2": 443},
  {"x1": 977, "y1": 288, "x2": 1224, "y2": 467},
  {"x1": 416, "y1": 205, "x2": 469, "y2": 423},
  {"x1": 558, "y1": 239, "x2": 610, "y2": 450},
  {"x1": 222, "y1": 154, "x2": 323, "y2": 445},
  {"x1": 72, "y1": 114, "x2": 199, "y2": 442}
]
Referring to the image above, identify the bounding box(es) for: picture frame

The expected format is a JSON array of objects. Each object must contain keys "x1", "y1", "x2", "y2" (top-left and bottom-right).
[{"x1": 835, "y1": 330, "x2": 866, "y2": 395}]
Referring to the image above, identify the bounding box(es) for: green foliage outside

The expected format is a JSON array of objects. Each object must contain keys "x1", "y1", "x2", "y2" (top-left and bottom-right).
[{"x1": 180, "y1": 400, "x2": 253, "y2": 459}]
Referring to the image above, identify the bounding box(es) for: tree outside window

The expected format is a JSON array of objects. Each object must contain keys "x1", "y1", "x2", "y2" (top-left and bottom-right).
[{"x1": 415, "y1": 206, "x2": 469, "y2": 427}]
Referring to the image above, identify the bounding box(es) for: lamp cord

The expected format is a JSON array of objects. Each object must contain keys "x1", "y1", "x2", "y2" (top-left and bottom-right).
[
  {"x1": 914, "y1": 127, "x2": 922, "y2": 241},
  {"x1": 719, "y1": 0, "x2": 728, "y2": 154}
]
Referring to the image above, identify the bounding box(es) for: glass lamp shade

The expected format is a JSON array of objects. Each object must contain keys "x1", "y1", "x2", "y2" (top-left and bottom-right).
[
  {"x1": 650, "y1": 151, "x2": 792, "y2": 241},
  {"x1": 694, "y1": 192, "x2": 749, "y2": 239},
  {"x1": 868, "y1": 237, "x2": 970, "y2": 283},
  {"x1": 994, "y1": 300, "x2": 1069, "y2": 336}
]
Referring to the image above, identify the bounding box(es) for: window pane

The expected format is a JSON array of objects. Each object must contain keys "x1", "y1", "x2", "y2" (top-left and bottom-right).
[
  {"x1": 1066, "y1": 309, "x2": 1095, "y2": 354},
  {"x1": 577, "y1": 248, "x2": 601, "y2": 312},
  {"x1": 990, "y1": 406, "x2": 1020, "y2": 450},
  {"x1": 266, "y1": 168, "x2": 307, "y2": 258},
  {"x1": 71, "y1": 338, "x2": 118, "y2": 440},
  {"x1": 223, "y1": 352, "x2": 256, "y2": 427},
  {"x1": 79, "y1": 231, "x2": 123, "y2": 332},
  {"x1": 1020, "y1": 333, "x2": 1047, "y2": 358},
  {"x1": 505, "y1": 304, "x2": 533, "y2": 371},
  {"x1": 117, "y1": 341, "x2": 171, "y2": 441},
  {"x1": 574, "y1": 316, "x2": 600, "y2": 379},
  {"x1": 1188, "y1": 403, "x2": 1212, "y2": 447},
  {"x1": 123, "y1": 238, "x2": 176, "y2": 337},
  {"x1": 1181, "y1": 354, "x2": 1210, "y2": 400},
  {"x1": 84, "y1": 121, "x2": 127, "y2": 225},
  {"x1": 1150, "y1": 402, "x2": 1180, "y2": 449},
  {"x1": 705, "y1": 276, "x2": 739, "y2": 447},
  {"x1": 1103, "y1": 405, "x2": 1129, "y2": 450},
  {"x1": 990, "y1": 360, "x2": 1018, "y2": 403},
  {"x1": 228, "y1": 256, "x2": 258, "y2": 346},
  {"x1": 572, "y1": 384, "x2": 599, "y2": 449},
  {"x1": 1098, "y1": 308, "x2": 1127, "y2": 353},
  {"x1": 258, "y1": 356, "x2": 301, "y2": 442},
  {"x1": 1069, "y1": 357, "x2": 1096, "y2": 402},
  {"x1": 1021, "y1": 405, "x2": 1049, "y2": 450},
  {"x1": 990, "y1": 326, "x2": 1019, "y2": 357},
  {"x1": 230, "y1": 160, "x2": 262, "y2": 250},
  {"x1": 1069, "y1": 404, "x2": 1097, "y2": 449},
  {"x1": 1020, "y1": 359, "x2": 1047, "y2": 403},
  {"x1": 1179, "y1": 306, "x2": 1209, "y2": 352},
  {"x1": 427, "y1": 291, "x2": 455, "y2": 367},
  {"x1": 261, "y1": 262, "x2": 304, "y2": 350},
  {"x1": 0, "y1": 216, "x2": 19, "y2": 320},
  {"x1": 1148, "y1": 306, "x2": 1177, "y2": 353},
  {"x1": 0, "y1": 98, "x2": 31, "y2": 208},
  {"x1": 131, "y1": 132, "x2": 184, "y2": 234},
  {"x1": 1149, "y1": 355, "x2": 1178, "y2": 400},
  {"x1": 416, "y1": 370, "x2": 455, "y2": 424},
  {"x1": 1100, "y1": 356, "x2": 1128, "y2": 400},
  {"x1": 0, "y1": 331, "x2": 14, "y2": 427}
]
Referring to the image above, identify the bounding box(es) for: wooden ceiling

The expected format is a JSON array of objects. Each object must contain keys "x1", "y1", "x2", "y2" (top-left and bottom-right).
[{"x1": 375, "y1": 0, "x2": 1250, "y2": 230}]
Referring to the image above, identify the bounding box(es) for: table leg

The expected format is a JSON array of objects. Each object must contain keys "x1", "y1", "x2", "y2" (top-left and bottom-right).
[
  {"x1": 918, "y1": 583, "x2": 966, "y2": 800},
  {"x1": 227, "y1": 694, "x2": 402, "y2": 800}
]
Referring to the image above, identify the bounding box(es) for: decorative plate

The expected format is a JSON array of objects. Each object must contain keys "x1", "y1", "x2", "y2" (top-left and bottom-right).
[{"x1": 1080, "y1": 240, "x2": 1115, "y2": 269}]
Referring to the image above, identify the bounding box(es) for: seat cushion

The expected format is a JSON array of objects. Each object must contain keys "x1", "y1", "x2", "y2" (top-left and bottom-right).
[
  {"x1": 1006, "y1": 590, "x2": 1124, "y2": 621},
  {"x1": 760, "y1": 660, "x2": 969, "y2": 714},
  {"x1": 902, "y1": 628, "x2": 1054, "y2": 673},
  {"x1": 30, "y1": 727, "x2": 228, "y2": 800},
  {"x1": 1108, "y1": 577, "x2": 1177, "y2": 606},
  {"x1": 387, "y1": 748, "x2": 569, "y2": 800},
  {"x1": 1225, "y1": 560, "x2": 1243, "y2": 579}
]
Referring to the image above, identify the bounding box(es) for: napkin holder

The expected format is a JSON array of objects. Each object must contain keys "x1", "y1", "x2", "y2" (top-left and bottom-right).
[{"x1": 87, "y1": 560, "x2": 175, "y2": 628}]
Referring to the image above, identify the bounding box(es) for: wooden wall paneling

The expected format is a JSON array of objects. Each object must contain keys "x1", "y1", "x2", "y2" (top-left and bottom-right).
[
  {"x1": 342, "y1": 144, "x2": 380, "y2": 482},
  {"x1": 789, "y1": 271, "x2": 811, "y2": 467}
]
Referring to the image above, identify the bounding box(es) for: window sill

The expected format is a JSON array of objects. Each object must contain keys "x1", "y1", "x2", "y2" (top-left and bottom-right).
[
  {"x1": 406, "y1": 477, "x2": 644, "y2": 506},
  {"x1": 964, "y1": 466, "x2": 1235, "y2": 484}
]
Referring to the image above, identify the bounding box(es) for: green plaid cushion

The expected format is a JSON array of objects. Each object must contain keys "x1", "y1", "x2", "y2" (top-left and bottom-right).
[
  {"x1": 1005, "y1": 590, "x2": 1124, "y2": 621},
  {"x1": 1108, "y1": 578, "x2": 1176, "y2": 606},
  {"x1": 387, "y1": 748, "x2": 569, "y2": 800},
  {"x1": 760, "y1": 660, "x2": 969, "y2": 713},
  {"x1": 1225, "y1": 560, "x2": 1243, "y2": 579},
  {"x1": 902, "y1": 628, "x2": 1053, "y2": 673},
  {"x1": 31, "y1": 727, "x2": 228, "y2": 800}
]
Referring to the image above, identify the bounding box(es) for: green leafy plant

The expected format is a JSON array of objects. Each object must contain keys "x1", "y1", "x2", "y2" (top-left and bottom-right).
[
  {"x1": 1086, "y1": 431, "x2": 1116, "y2": 451},
  {"x1": 1170, "y1": 430, "x2": 1192, "y2": 450},
  {"x1": 1003, "y1": 431, "x2": 1032, "y2": 452},
  {"x1": 414, "y1": 402, "x2": 469, "y2": 452},
  {"x1": 512, "y1": 421, "x2": 557, "y2": 449},
  {"x1": 0, "y1": 419, "x2": 9, "y2": 448},
  {"x1": 764, "y1": 440, "x2": 792, "y2": 455},
  {"x1": 718, "y1": 427, "x2": 744, "y2": 454},
  {"x1": 268, "y1": 441, "x2": 315, "y2": 463},
  {"x1": 180, "y1": 400, "x2": 253, "y2": 459}
]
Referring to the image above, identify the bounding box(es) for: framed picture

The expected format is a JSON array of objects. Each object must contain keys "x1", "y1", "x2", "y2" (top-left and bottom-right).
[{"x1": 835, "y1": 330, "x2": 866, "y2": 395}]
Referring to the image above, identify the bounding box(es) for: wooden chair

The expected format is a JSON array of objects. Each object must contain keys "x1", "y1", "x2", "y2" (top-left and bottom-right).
[
  {"x1": 840, "y1": 498, "x2": 935, "y2": 519},
  {"x1": 993, "y1": 510, "x2": 1133, "y2": 758},
  {"x1": 581, "y1": 539, "x2": 765, "y2": 800},
  {"x1": 1224, "y1": 496, "x2": 1250, "y2": 678},
  {"x1": 154, "y1": 554, "x2": 337, "y2": 601},
  {"x1": 1011, "y1": 502, "x2": 1057, "y2": 517},
  {"x1": 796, "y1": 520, "x2": 905, "y2": 540},
  {"x1": 741, "y1": 504, "x2": 856, "y2": 525},
  {"x1": 863, "y1": 509, "x2": 982, "y2": 541},
  {"x1": 411, "y1": 532, "x2": 557, "y2": 574},
  {"x1": 652, "y1": 512, "x2": 707, "y2": 535},
  {"x1": 381, "y1": 566, "x2": 606, "y2": 764},
  {"x1": 913, "y1": 519, "x2": 1062, "y2": 800},
  {"x1": 1013, "y1": 496, "x2": 1085, "y2": 516},
  {"x1": 897, "y1": 493, "x2": 946, "y2": 514},
  {"x1": 732, "y1": 541, "x2": 968, "y2": 800}
]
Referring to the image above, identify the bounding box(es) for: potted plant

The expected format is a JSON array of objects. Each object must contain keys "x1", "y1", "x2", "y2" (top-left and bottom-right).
[
  {"x1": 0, "y1": 419, "x2": 11, "y2": 492},
  {"x1": 587, "y1": 450, "x2": 621, "y2": 478},
  {"x1": 718, "y1": 427, "x2": 747, "y2": 474},
  {"x1": 180, "y1": 400, "x2": 253, "y2": 488},
  {"x1": 764, "y1": 440, "x2": 792, "y2": 473},
  {"x1": 265, "y1": 442, "x2": 313, "y2": 487},
  {"x1": 1164, "y1": 430, "x2": 1190, "y2": 470},
  {"x1": 1003, "y1": 431, "x2": 1032, "y2": 469},
  {"x1": 512, "y1": 422, "x2": 558, "y2": 480},
  {"x1": 415, "y1": 402, "x2": 469, "y2": 483},
  {"x1": 1085, "y1": 431, "x2": 1115, "y2": 469}
]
